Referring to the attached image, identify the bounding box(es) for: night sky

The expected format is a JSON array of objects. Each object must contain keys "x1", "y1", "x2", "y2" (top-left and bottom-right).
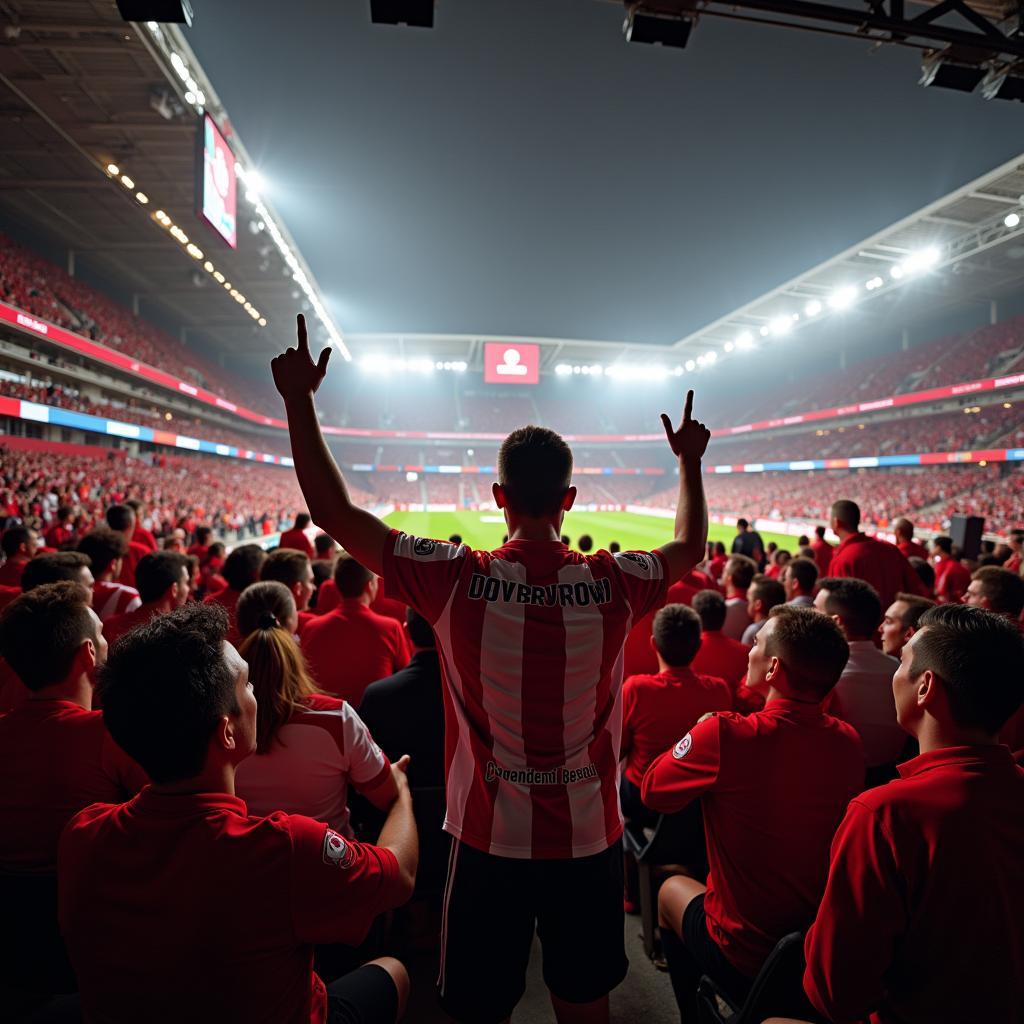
[{"x1": 187, "y1": 0, "x2": 1024, "y2": 345}]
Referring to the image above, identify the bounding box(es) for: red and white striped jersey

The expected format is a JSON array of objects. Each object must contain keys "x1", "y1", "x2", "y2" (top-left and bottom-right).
[
  {"x1": 92, "y1": 581, "x2": 141, "y2": 623},
  {"x1": 383, "y1": 531, "x2": 668, "y2": 860}
]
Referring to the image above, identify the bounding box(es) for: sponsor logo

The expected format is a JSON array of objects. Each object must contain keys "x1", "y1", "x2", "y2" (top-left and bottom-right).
[
  {"x1": 619, "y1": 551, "x2": 650, "y2": 572},
  {"x1": 413, "y1": 537, "x2": 437, "y2": 556},
  {"x1": 485, "y1": 760, "x2": 599, "y2": 786},
  {"x1": 322, "y1": 829, "x2": 355, "y2": 869},
  {"x1": 672, "y1": 733, "x2": 693, "y2": 760},
  {"x1": 467, "y1": 573, "x2": 612, "y2": 608}
]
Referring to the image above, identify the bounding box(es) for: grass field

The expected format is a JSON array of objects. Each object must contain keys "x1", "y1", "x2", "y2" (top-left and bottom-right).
[{"x1": 384, "y1": 509, "x2": 800, "y2": 554}]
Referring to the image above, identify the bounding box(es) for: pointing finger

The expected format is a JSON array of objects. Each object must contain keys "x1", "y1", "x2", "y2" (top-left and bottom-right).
[
  {"x1": 296, "y1": 313, "x2": 309, "y2": 354},
  {"x1": 683, "y1": 389, "x2": 694, "y2": 424}
]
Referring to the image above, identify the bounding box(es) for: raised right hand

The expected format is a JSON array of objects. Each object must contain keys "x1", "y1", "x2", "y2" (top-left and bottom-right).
[
  {"x1": 271, "y1": 313, "x2": 331, "y2": 402},
  {"x1": 660, "y1": 389, "x2": 711, "y2": 462}
]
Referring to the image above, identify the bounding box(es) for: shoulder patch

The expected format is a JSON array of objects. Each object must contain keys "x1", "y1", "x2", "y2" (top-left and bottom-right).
[
  {"x1": 621, "y1": 551, "x2": 650, "y2": 572},
  {"x1": 613, "y1": 550, "x2": 663, "y2": 580},
  {"x1": 672, "y1": 733, "x2": 693, "y2": 760},
  {"x1": 413, "y1": 537, "x2": 436, "y2": 556},
  {"x1": 322, "y1": 828, "x2": 356, "y2": 869}
]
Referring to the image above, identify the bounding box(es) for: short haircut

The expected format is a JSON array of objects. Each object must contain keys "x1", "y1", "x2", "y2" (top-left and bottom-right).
[
  {"x1": 909, "y1": 605, "x2": 1024, "y2": 733},
  {"x1": 815, "y1": 525, "x2": 826, "y2": 539},
  {"x1": 56, "y1": 505, "x2": 73, "y2": 523},
  {"x1": 497, "y1": 425, "x2": 573, "y2": 517},
  {"x1": 100, "y1": 603, "x2": 239, "y2": 784},
  {"x1": 195, "y1": 526, "x2": 213, "y2": 544},
  {"x1": 236, "y1": 580, "x2": 297, "y2": 640},
  {"x1": 692, "y1": 589, "x2": 726, "y2": 632},
  {"x1": 1010, "y1": 529, "x2": 1024, "y2": 544},
  {"x1": 207, "y1": 542, "x2": 226, "y2": 560},
  {"x1": 0, "y1": 582, "x2": 97, "y2": 691},
  {"x1": 786, "y1": 556, "x2": 818, "y2": 594},
  {"x1": 105, "y1": 504, "x2": 134, "y2": 532},
  {"x1": 830, "y1": 500, "x2": 860, "y2": 531},
  {"x1": 818, "y1": 577, "x2": 883, "y2": 638},
  {"x1": 652, "y1": 604, "x2": 702, "y2": 667},
  {"x1": 22, "y1": 552, "x2": 90, "y2": 593},
  {"x1": 294, "y1": 512, "x2": 311, "y2": 529},
  {"x1": 260, "y1": 548, "x2": 310, "y2": 589},
  {"x1": 222, "y1": 544, "x2": 267, "y2": 592},
  {"x1": 750, "y1": 575, "x2": 786, "y2": 614},
  {"x1": 909, "y1": 556, "x2": 935, "y2": 591},
  {"x1": 713, "y1": 541, "x2": 726, "y2": 556},
  {"x1": 894, "y1": 517, "x2": 913, "y2": 539},
  {"x1": 77, "y1": 528, "x2": 128, "y2": 578},
  {"x1": 448, "y1": 534, "x2": 462, "y2": 545},
  {"x1": 932, "y1": 535, "x2": 953, "y2": 555},
  {"x1": 891, "y1": 593, "x2": 936, "y2": 631},
  {"x1": 407, "y1": 607, "x2": 435, "y2": 649},
  {"x1": 334, "y1": 554, "x2": 374, "y2": 598},
  {"x1": 736, "y1": 518, "x2": 749, "y2": 529},
  {"x1": 725, "y1": 555, "x2": 757, "y2": 591},
  {"x1": 314, "y1": 533, "x2": 336, "y2": 556},
  {"x1": 135, "y1": 551, "x2": 190, "y2": 603},
  {"x1": 764, "y1": 605, "x2": 850, "y2": 699},
  {"x1": 609, "y1": 541, "x2": 621, "y2": 554},
  {"x1": 1, "y1": 525, "x2": 32, "y2": 558},
  {"x1": 796, "y1": 535, "x2": 810, "y2": 547},
  {"x1": 578, "y1": 534, "x2": 593, "y2": 553},
  {"x1": 971, "y1": 566, "x2": 1024, "y2": 617}
]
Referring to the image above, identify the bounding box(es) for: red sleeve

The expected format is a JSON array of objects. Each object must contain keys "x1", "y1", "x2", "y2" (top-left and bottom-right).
[
  {"x1": 288, "y1": 816, "x2": 405, "y2": 947},
  {"x1": 612, "y1": 550, "x2": 670, "y2": 622},
  {"x1": 639, "y1": 713, "x2": 723, "y2": 813},
  {"x1": 620, "y1": 678, "x2": 638, "y2": 758},
  {"x1": 804, "y1": 799, "x2": 906, "y2": 1023},
  {"x1": 381, "y1": 530, "x2": 467, "y2": 625}
]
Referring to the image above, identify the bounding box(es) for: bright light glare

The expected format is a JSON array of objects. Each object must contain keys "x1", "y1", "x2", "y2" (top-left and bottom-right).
[
  {"x1": 685, "y1": 359, "x2": 696, "y2": 372},
  {"x1": 759, "y1": 326, "x2": 770, "y2": 337},
  {"x1": 724, "y1": 341, "x2": 734, "y2": 353},
  {"x1": 804, "y1": 299, "x2": 822, "y2": 317},
  {"x1": 1006, "y1": 212, "x2": 1021, "y2": 228},
  {"x1": 555, "y1": 364, "x2": 572, "y2": 376},
  {"x1": 106, "y1": 163, "x2": 119, "y2": 176},
  {"x1": 827, "y1": 285, "x2": 858, "y2": 311},
  {"x1": 736, "y1": 332, "x2": 755, "y2": 351},
  {"x1": 606, "y1": 364, "x2": 668, "y2": 382},
  {"x1": 901, "y1": 247, "x2": 941, "y2": 274},
  {"x1": 890, "y1": 264, "x2": 904, "y2": 280},
  {"x1": 704, "y1": 351, "x2": 718, "y2": 365},
  {"x1": 865, "y1": 276, "x2": 884, "y2": 291},
  {"x1": 769, "y1": 316, "x2": 792, "y2": 337}
]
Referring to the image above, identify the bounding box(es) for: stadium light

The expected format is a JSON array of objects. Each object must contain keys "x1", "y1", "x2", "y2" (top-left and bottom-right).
[
  {"x1": 901, "y1": 247, "x2": 941, "y2": 274},
  {"x1": 106, "y1": 163, "x2": 119, "y2": 176},
  {"x1": 758, "y1": 326, "x2": 770, "y2": 337},
  {"x1": 804, "y1": 299, "x2": 822, "y2": 317},
  {"x1": 865, "y1": 275, "x2": 884, "y2": 291},
  {"x1": 120, "y1": 174, "x2": 135, "y2": 190},
  {"x1": 684, "y1": 359, "x2": 696, "y2": 372},
  {"x1": 724, "y1": 341, "x2": 734, "y2": 353},
  {"x1": 769, "y1": 316, "x2": 792, "y2": 337},
  {"x1": 1006, "y1": 212, "x2": 1021, "y2": 228},
  {"x1": 827, "y1": 285, "x2": 858, "y2": 311},
  {"x1": 736, "y1": 332, "x2": 755, "y2": 351},
  {"x1": 704, "y1": 351, "x2": 718, "y2": 365},
  {"x1": 555, "y1": 364, "x2": 572, "y2": 376},
  {"x1": 890, "y1": 264, "x2": 905, "y2": 280}
]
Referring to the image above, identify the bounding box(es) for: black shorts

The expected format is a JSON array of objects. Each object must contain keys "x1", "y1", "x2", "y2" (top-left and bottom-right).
[
  {"x1": 326, "y1": 964, "x2": 398, "y2": 1024},
  {"x1": 681, "y1": 893, "x2": 752, "y2": 1005},
  {"x1": 437, "y1": 839, "x2": 628, "y2": 1024}
]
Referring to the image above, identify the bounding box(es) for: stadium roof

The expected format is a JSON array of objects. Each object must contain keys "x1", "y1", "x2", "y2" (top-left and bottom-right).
[{"x1": 0, "y1": 2, "x2": 346, "y2": 365}]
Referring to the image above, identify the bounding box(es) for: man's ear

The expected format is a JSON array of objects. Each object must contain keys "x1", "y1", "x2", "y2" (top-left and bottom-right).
[
  {"x1": 916, "y1": 669, "x2": 937, "y2": 710},
  {"x1": 562, "y1": 486, "x2": 577, "y2": 512},
  {"x1": 492, "y1": 482, "x2": 507, "y2": 510},
  {"x1": 76, "y1": 637, "x2": 98, "y2": 679},
  {"x1": 765, "y1": 655, "x2": 781, "y2": 682},
  {"x1": 217, "y1": 714, "x2": 237, "y2": 752},
  {"x1": 648, "y1": 634, "x2": 657, "y2": 654}
]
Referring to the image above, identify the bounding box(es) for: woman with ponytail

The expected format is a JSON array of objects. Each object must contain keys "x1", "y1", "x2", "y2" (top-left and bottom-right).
[{"x1": 234, "y1": 581, "x2": 398, "y2": 834}]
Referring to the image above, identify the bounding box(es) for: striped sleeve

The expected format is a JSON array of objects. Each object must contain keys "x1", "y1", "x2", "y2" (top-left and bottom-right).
[
  {"x1": 382, "y1": 529, "x2": 467, "y2": 624},
  {"x1": 612, "y1": 549, "x2": 669, "y2": 620}
]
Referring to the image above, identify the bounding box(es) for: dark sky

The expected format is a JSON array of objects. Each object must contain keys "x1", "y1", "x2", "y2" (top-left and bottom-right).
[{"x1": 186, "y1": 0, "x2": 1024, "y2": 346}]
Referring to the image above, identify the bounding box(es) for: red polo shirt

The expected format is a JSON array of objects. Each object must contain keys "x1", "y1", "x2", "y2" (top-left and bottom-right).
[
  {"x1": 828, "y1": 533, "x2": 928, "y2": 608},
  {"x1": 0, "y1": 699, "x2": 146, "y2": 872},
  {"x1": 302, "y1": 600, "x2": 410, "y2": 705},
  {"x1": 116, "y1": 539, "x2": 151, "y2": 589},
  {"x1": 0, "y1": 555, "x2": 30, "y2": 588},
  {"x1": 896, "y1": 539, "x2": 929, "y2": 561},
  {"x1": 690, "y1": 630, "x2": 750, "y2": 689},
  {"x1": 934, "y1": 556, "x2": 971, "y2": 604},
  {"x1": 804, "y1": 745, "x2": 1024, "y2": 1023},
  {"x1": 296, "y1": 609, "x2": 318, "y2": 636},
  {"x1": 132, "y1": 525, "x2": 158, "y2": 551},
  {"x1": 280, "y1": 528, "x2": 315, "y2": 559},
  {"x1": 810, "y1": 538, "x2": 833, "y2": 576},
  {"x1": 59, "y1": 789, "x2": 405, "y2": 1024},
  {"x1": 44, "y1": 524, "x2": 73, "y2": 549},
  {"x1": 642, "y1": 700, "x2": 863, "y2": 978},
  {"x1": 621, "y1": 667, "x2": 731, "y2": 786}
]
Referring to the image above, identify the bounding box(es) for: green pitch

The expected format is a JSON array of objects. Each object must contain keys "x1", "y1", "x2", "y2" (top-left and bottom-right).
[{"x1": 384, "y1": 509, "x2": 800, "y2": 555}]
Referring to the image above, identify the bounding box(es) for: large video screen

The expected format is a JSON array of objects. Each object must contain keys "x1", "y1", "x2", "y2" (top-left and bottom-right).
[
  {"x1": 199, "y1": 114, "x2": 237, "y2": 248},
  {"x1": 484, "y1": 342, "x2": 539, "y2": 385}
]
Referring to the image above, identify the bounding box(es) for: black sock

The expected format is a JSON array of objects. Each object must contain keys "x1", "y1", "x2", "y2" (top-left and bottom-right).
[{"x1": 660, "y1": 926, "x2": 702, "y2": 1024}]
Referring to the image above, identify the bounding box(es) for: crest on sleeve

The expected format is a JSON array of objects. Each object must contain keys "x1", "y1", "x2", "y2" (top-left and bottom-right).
[
  {"x1": 413, "y1": 538, "x2": 437, "y2": 557},
  {"x1": 322, "y1": 829, "x2": 356, "y2": 869},
  {"x1": 672, "y1": 733, "x2": 693, "y2": 760},
  {"x1": 620, "y1": 551, "x2": 650, "y2": 572}
]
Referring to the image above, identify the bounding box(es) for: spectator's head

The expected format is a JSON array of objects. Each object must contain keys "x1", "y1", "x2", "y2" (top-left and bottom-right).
[
  {"x1": 495, "y1": 425, "x2": 575, "y2": 522},
  {"x1": 692, "y1": 589, "x2": 727, "y2": 633},
  {"x1": 799, "y1": 545, "x2": 816, "y2": 560},
  {"x1": 260, "y1": 548, "x2": 315, "y2": 613},
  {"x1": 895, "y1": 605, "x2": 1024, "y2": 739},
  {"x1": 1009, "y1": 528, "x2": 1024, "y2": 553},
  {"x1": 207, "y1": 542, "x2": 226, "y2": 563},
  {"x1": 577, "y1": 534, "x2": 593, "y2": 553},
  {"x1": 105, "y1": 503, "x2": 136, "y2": 539},
  {"x1": 735, "y1": 518, "x2": 749, "y2": 532},
  {"x1": 194, "y1": 525, "x2": 213, "y2": 546},
  {"x1": 880, "y1": 593, "x2": 936, "y2": 658},
  {"x1": 185, "y1": 555, "x2": 200, "y2": 597},
  {"x1": 100, "y1": 603, "x2": 256, "y2": 785},
  {"x1": 651, "y1": 604, "x2": 702, "y2": 669},
  {"x1": 0, "y1": 582, "x2": 104, "y2": 694},
  {"x1": 223, "y1": 544, "x2": 267, "y2": 593},
  {"x1": 796, "y1": 534, "x2": 810, "y2": 548},
  {"x1": 748, "y1": 605, "x2": 849, "y2": 702},
  {"x1": 134, "y1": 551, "x2": 190, "y2": 607},
  {"x1": 560, "y1": 534, "x2": 570, "y2": 546},
  {"x1": 55, "y1": 505, "x2": 73, "y2": 526},
  {"x1": 909, "y1": 556, "x2": 936, "y2": 593},
  {"x1": 782, "y1": 556, "x2": 818, "y2": 600},
  {"x1": 931, "y1": 535, "x2": 954, "y2": 558},
  {"x1": 965, "y1": 566, "x2": 1024, "y2": 618},
  {"x1": 747, "y1": 575, "x2": 786, "y2": 624},
  {"x1": 815, "y1": 525, "x2": 827, "y2": 540},
  {"x1": 22, "y1": 552, "x2": 93, "y2": 593},
  {"x1": 609, "y1": 541, "x2": 621, "y2": 554},
  {"x1": 125, "y1": 498, "x2": 145, "y2": 522},
  {"x1": 815, "y1": 577, "x2": 883, "y2": 641},
  {"x1": 771, "y1": 549, "x2": 791, "y2": 570},
  {"x1": 334, "y1": 554, "x2": 377, "y2": 603},
  {"x1": 77, "y1": 528, "x2": 128, "y2": 583},
  {"x1": 2, "y1": 525, "x2": 38, "y2": 561},
  {"x1": 893, "y1": 517, "x2": 915, "y2": 544},
  {"x1": 294, "y1": 513, "x2": 311, "y2": 530},
  {"x1": 163, "y1": 530, "x2": 186, "y2": 553},
  {"x1": 713, "y1": 542, "x2": 726, "y2": 557},
  {"x1": 829, "y1": 500, "x2": 861, "y2": 537},
  {"x1": 406, "y1": 608, "x2": 435, "y2": 650},
  {"x1": 766, "y1": 542, "x2": 778, "y2": 557},
  {"x1": 236, "y1": 580, "x2": 298, "y2": 638},
  {"x1": 724, "y1": 555, "x2": 757, "y2": 596},
  {"x1": 237, "y1": 597, "x2": 318, "y2": 754},
  {"x1": 448, "y1": 533, "x2": 463, "y2": 545},
  {"x1": 314, "y1": 533, "x2": 338, "y2": 559}
]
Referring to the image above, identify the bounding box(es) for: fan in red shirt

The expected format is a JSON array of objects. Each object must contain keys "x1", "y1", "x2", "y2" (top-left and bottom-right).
[
  {"x1": 1002, "y1": 528, "x2": 1024, "y2": 574},
  {"x1": 202, "y1": 543, "x2": 266, "y2": 646},
  {"x1": 803, "y1": 605, "x2": 1024, "y2": 1024},
  {"x1": 810, "y1": 524, "x2": 833, "y2": 577},
  {"x1": 0, "y1": 524, "x2": 39, "y2": 587},
  {"x1": 280, "y1": 512, "x2": 317, "y2": 559},
  {"x1": 301, "y1": 556, "x2": 410, "y2": 705},
  {"x1": 58, "y1": 601, "x2": 415, "y2": 1024},
  {"x1": 187, "y1": 524, "x2": 214, "y2": 562},
  {"x1": 620, "y1": 604, "x2": 731, "y2": 828},
  {"x1": 690, "y1": 589, "x2": 752, "y2": 690},
  {"x1": 642, "y1": 606, "x2": 863, "y2": 1016},
  {"x1": 892, "y1": 517, "x2": 929, "y2": 561},
  {"x1": 43, "y1": 505, "x2": 75, "y2": 550},
  {"x1": 826, "y1": 500, "x2": 929, "y2": 608},
  {"x1": 106, "y1": 504, "x2": 151, "y2": 589},
  {"x1": 77, "y1": 527, "x2": 142, "y2": 623},
  {"x1": 104, "y1": 551, "x2": 191, "y2": 649},
  {"x1": 931, "y1": 535, "x2": 972, "y2": 604},
  {"x1": 126, "y1": 499, "x2": 158, "y2": 551},
  {"x1": 272, "y1": 316, "x2": 712, "y2": 1024},
  {"x1": 706, "y1": 541, "x2": 728, "y2": 585},
  {"x1": 261, "y1": 547, "x2": 318, "y2": 635}
]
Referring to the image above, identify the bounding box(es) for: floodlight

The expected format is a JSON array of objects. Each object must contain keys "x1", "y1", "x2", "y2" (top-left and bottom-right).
[
  {"x1": 890, "y1": 264, "x2": 904, "y2": 280},
  {"x1": 827, "y1": 285, "x2": 858, "y2": 311},
  {"x1": 769, "y1": 316, "x2": 792, "y2": 336},
  {"x1": 736, "y1": 332, "x2": 755, "y2": 351},
  {"x1": 804, "y1": 299, "x2": 822, "y2": 317},
  {"x1": 865, "y1": 276, "x2": 884, "y2": 290},
  {"x1": 724, "y1": 341, "x2": 734, "y2": 353},
  {"x1": 1006, "y1": 212, "x2": 1021, "y2": 228},
  {"x1": 920, "y1": 52, "x2": 985, "y2": 93},
  {"x1": 685, "y1": 359, "x2": 696, "y2": 372},
  {"x1": 980, "y1": 66, "x2": 1024, "y2": 102},
  {"x1": 555, "y1": 364, "x2": 572, "y2": 376}
]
